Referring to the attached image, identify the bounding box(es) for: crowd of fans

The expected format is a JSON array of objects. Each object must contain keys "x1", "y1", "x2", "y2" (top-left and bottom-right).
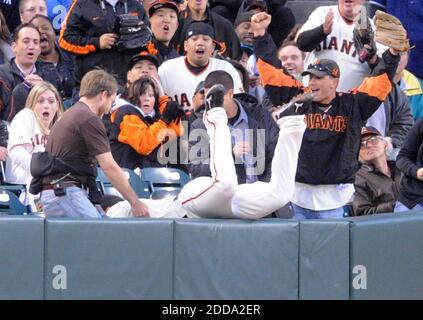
[{"x1": 0, "y1": 0, "x2": 423, "y2": 219}]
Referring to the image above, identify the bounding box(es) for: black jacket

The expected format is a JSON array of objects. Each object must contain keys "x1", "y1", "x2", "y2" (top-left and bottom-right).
[
  {"x1": 397, "y1": 119, "x2": 423, "y2": 208},
  {"x1": 59, "y1": 0, "x2": 149, "y2": 85},
  {"x1": 37, "y1": 42, "x2": 77, "y2": 102},
  {"x1": 176, "y1": 7, "x2": 242, "y2": 60},
  {"x1": 188, "y1": 93, "x2": 279, "y2": 184},
  {"x1": 29, "y1": 151, "x2": 102, "y2": 203},
  {"x1": 352, "y1": 161, "x2": 400, "y2": 216},
  {"x1": 253, "y1": 33, "x2": 399, "y2": 185},
  {"x1": 145, "y1": 37, "x2": 180, "y2": 66},
  {"x1": 0, "y1": 58, "x2": 64, "y2": 121}
]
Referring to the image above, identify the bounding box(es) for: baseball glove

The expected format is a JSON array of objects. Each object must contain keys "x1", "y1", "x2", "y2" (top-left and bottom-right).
[
  {"x1": 353, "y1": 13, "x2": 377, "y2": 63},
  {"x1": 374, "y1": 10, "x2": 410, "y2": 52}
]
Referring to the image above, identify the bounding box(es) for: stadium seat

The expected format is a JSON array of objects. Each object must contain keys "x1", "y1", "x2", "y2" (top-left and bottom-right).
[
  {"x1": 96, "y1": 167, "x2": 150, "y2": 199},
  {"x1": 0, "y1": 190, "x2": 29, "y2": 215},
  {"x1": 0, "y1": 183, "x2": 26, "y2": 198},
  {"x1": 140, "y1": 167, "x2": 190, "y2": 194}
]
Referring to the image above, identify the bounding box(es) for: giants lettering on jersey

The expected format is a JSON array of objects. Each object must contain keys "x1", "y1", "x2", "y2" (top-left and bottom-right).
[
  {"x1": 172, "y1": 93, "x2": 191, "y2": 110},
  {"x1": 315, "y1": 36, "x2": 363, "y2": 63},
  {"x1": 32, "y1": 133, "x2": 47, "y2": 147},
  {"x1": 305, "y1": 113, "x2": 348, "y2": 133}
]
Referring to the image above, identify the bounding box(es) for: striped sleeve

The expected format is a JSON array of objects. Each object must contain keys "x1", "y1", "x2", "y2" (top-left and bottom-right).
[{"x1": 58, "y1": 0, "x2": 99, "y2": 55}]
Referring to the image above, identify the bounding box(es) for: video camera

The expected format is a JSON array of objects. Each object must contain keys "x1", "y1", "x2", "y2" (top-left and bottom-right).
[{"x1": 114, "y1": 14, "x2": 152, "y2": 52}]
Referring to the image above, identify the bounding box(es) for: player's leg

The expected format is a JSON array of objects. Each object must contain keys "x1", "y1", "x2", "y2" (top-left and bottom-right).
[
  {"x1": 177, "y1": 86, "x2": 238, "y2": 218},
  {"x1": 231, "y1": 115, "x2": 306, "y2": 219}
]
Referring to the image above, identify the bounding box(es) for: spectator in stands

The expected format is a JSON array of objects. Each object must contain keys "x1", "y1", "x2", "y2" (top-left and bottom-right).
[
  {"x1": 352, "y1": 126, "x2": 399, "y2": 216},
  {"x1": 234, "y1": 11, "x2": 254, "y2": 50},
  {"x1": 189, "y1": 80, "x2": 205, "y2": 121},
  {"x1": 189, "y1": 70, "x2": 279, "y2": 185},
  {"x1": 176, "y1": 0, "x2": 241, "y2": 60},
  {"x1": 109, "y1": 76, "x2": 184, "y2": 170},
  {"x1": 59, "y1": 0, "x2": 149, "y2": 87},
  {"x1": 0, "y1": 8, "x2": 13, "y2": 65},
  {"x1": 5, "y1": 82, "x2": 63, "y2": 211},
  {"x1": 159, "y1": 22, "x2": 243, "y2": 111},
  {"x1": 252, "y1": 11, "x2": 400, "y2": 219},
  {"x1": 230, "y1": 59, "x2": 250, "y2": 93},
  {"x1": 19, "y1": 0, "x2": 46, "y2": 23},
  {"x1": 297, "y1": 0, "x2": 385, "y2": 93},
  {"x1": 0, "y1": 120, "x2": 8, "y2": 184},
  {"x1": 237, "y1": 0, "x2": 295, "y2": 49},
  {"x1": 30, "y1": 15, "x2": 76, "y2": 108},
  {"x1": 144, "y1": 0, "x2": 180, "y2": 65},
  {"x1": 393, "y1": 50, "x2": 423, "y2": 120},
  {"x1": 395, "y1": 119, "x2": 423, "y2": 212},
  {"x1": 30, "y1": 70, "x2": 150, "y2": 218},
  {"x1": 126, "y1": 51, "x2": 160, "y2": 86},
  {"x1": 239, "y1": 43, "x2": 253, "y2": 69},
  {"x1": 278, "y1": 40, "x2": 305, "y2": 80},
  {"x1": 6, "y1": 81, "x2": 63, "y2": 185},
  {"x1": 0, "y1": 23, "x2": 61, "y2": 121},
  {"x1": 369, "y1": 0, "x2": 423, "y2": 80},
  {"x1": 0, "y1": 0, "x2": 20, "y2": 32}
]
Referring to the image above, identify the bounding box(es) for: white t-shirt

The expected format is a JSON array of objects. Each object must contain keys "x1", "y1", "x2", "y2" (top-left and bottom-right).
[
  {"x1": 159, "y1": 56, "x2": 244, "y2": 111},
  {"x1": 299, "y1": 5, "x2": 386, "y2": 93},
  {"x1": 5, "y1": 109, "x2": 47, "y2": 185}
]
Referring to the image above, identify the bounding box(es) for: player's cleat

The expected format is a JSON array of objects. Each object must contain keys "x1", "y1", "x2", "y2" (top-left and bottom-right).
[{"x1": 205, "y1": 84, "x2": 225, "y2": 111}]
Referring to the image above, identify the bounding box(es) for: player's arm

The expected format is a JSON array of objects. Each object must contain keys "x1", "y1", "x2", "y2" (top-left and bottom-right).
[
  {"x1": 352, "y1": 48, "x2": 400, "y2": 120},
  {"x1": 251, "y1": 12, "x2": 303, "y2": 108}
]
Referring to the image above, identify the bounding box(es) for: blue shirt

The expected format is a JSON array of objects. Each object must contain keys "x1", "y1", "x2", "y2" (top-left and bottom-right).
[
  {"x1": 229, "y1": 101, "x2": 258, "y2": 184},
  {"x1": 370, "y1": 0, "x2": 423, "y2": 78}
]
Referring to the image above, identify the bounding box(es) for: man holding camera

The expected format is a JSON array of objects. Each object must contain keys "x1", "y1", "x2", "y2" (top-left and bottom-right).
[{"x1": 59, "y1": 0, "x2": 150, "y2": 86}]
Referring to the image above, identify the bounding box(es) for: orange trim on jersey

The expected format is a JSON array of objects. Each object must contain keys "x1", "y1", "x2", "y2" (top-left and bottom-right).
[
  {"x1": 354, "y1": 73, "x2": 392, "y2": 102},
  {"x1": 59, "y1": 0, "x2": 97, "y2": 55},
  {"x1": 257, "y1": 58, "x2": 302, "y2": 89}
]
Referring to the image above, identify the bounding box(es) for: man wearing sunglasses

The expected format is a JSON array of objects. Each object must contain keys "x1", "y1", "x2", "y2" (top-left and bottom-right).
[
  {"x1": 251, "y1": 12, "x2": 400, "y2": 219},
  {"x1": 352, "y1": 126, "x2": 399, "y2": 216}
]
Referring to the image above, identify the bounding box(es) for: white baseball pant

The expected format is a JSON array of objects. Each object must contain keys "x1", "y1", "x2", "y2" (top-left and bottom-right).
[{"x1": 107, "y1": 108, "x2": 305, "y2": 219}]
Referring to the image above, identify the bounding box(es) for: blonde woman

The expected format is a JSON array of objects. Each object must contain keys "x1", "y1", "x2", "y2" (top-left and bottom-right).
[{"x1": 6, "y1": 82, "x2": 64, "y2": 186}]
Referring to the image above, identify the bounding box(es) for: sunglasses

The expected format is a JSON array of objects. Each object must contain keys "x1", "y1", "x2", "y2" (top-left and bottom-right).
[
  {"x1": 360, "y1": 136, "x2": 383, "y2": 148},
  {"x1": 307, "y1": 63, "x2": 331, "y2": 73}
]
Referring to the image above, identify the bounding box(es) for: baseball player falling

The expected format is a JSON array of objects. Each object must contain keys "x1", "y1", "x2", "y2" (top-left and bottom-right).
[{"x1": 107, "y1": 85, "x2": 306, "y2": 219}]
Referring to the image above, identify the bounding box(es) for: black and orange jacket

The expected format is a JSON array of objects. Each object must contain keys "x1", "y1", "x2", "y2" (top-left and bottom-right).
[
  {"x1": 174, "y1": 7, "x2": 242, "y2": 61},
  {"x1": 253, "y1": 33, "x2": 400, "y2": 185},
  {"x1": 109, "y1": 95, "x2": 183, "y2": 170},
  {"x1": 145, "y1": 38, "x2": 180, "y2": 66},
  {"x1": 59, "y1": 0, "x2": 149, "y2": 85}
]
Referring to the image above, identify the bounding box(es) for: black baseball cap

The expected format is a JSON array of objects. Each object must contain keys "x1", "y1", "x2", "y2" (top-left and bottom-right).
[
  {"x1": 129, "y1": 51, "x2": 159, "y2": 70},
  {"x1": 148, "y1": 0, "x2": 179, "y2": 18},
  {"x1": 234, "y1": 12, "x2": 254, "y2": 28},
  {"x1": 361, "y1": 126, "x2": 382, "y2": 139},
  {"x1": 246, "y1": 0, "x2": 268, "y2": 11},
  {"x1": 186, "y1": 22, "x2": 215, "y2": 40},
  {"x1": 301, "y1": 59, "x2": 340, "y2": 79},
  {"x1": 193, "y1": 81, "x2": 205, "y2": 95},
  {"x1": 185, "y1": 22, "x2": 222, "y2": 50}
]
